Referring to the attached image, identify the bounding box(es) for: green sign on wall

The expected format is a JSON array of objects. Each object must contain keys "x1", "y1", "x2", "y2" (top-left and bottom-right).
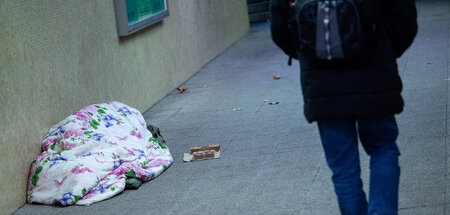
[
  {"x1": 126, "y1": 0, "x2": 165, "y2": 25},
  {"x1": 114, "y1": 0, "x2": 169, "y2": 36}
]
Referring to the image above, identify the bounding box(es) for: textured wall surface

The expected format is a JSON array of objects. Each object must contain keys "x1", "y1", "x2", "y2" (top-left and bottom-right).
[{"x1": 0, "y1": 0, "x2": 249, "y2": 213}]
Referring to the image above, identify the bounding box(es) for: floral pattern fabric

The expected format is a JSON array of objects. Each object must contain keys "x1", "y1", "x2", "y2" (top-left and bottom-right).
[{"x1": 27, "y1": 101, "x2": 173, "y2": 205}]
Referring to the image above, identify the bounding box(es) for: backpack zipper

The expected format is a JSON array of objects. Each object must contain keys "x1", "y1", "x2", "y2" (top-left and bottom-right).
[{"x1": 322, "y1": 1, "x2": 333, "y2": 60}]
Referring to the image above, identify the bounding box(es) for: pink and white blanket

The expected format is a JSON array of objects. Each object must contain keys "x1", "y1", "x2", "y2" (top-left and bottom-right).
[{"x1": 27, "y1": 101, "x2": 173, "y2": 205}]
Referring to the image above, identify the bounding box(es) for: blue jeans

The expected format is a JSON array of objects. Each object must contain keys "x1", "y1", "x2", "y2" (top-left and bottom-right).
[{"x1": 318, "y1": 115, "x2": 400, "y2": 215}]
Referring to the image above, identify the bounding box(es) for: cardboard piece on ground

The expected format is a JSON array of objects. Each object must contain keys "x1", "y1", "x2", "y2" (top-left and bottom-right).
[{"x1": 183, "y1": 144, "x2": 220, "y2": 162}]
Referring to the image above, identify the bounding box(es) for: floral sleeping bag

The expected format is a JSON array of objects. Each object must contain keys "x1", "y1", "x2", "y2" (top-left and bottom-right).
[{"x1": 26, "y1": 101, "x2": 173, "y2": 205}]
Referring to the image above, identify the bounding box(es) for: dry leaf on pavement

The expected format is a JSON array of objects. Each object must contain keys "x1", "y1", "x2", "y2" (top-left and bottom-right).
[
  {"x1": 176, "y1": 88, "x2": 187, "y2": 93},
  {"x1": 273, "y1": 75, "x2": 281, "y2": 80}
]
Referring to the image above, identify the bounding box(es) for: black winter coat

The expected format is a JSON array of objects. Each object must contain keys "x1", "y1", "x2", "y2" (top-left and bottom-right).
[{"x1": 270, "y1": 0, "x2": 418, "y2": 122}]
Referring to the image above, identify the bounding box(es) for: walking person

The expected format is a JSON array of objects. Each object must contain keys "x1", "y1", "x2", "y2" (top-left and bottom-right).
[{"x1": 270, "y1": 0, "x2": 417, "y2": 214}]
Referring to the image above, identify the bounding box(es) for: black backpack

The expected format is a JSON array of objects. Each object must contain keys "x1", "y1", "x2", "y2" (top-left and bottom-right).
[{"x1": 288, "y1": 0, "x2": 380, "y2": 62}]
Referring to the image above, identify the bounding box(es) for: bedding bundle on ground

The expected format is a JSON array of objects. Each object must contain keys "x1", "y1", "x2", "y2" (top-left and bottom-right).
[{"x1": 27, "y1": 101, "x2": 173, "y2": 205}]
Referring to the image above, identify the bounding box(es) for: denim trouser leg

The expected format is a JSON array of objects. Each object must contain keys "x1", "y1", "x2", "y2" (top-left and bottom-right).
[
  {"x1": 318, "y1": 116, "x2": 400, "y2": 215},
  {"x1": 318, "y1": 119, "x2": 368, "y2": 215},
  {"x1": 358, "y1": 116, "x2": 400, "y2": 215}
]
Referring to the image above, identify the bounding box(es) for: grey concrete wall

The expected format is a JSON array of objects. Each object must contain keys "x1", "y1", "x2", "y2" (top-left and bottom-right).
[{"x1": 0, "y1": 0, "x2": 249, "y2": 214}]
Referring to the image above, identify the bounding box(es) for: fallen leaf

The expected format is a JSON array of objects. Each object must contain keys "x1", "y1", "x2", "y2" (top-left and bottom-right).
[
  {"x1": 232, "y1": 108, "x2": 241, "y2": 111},
  {"x1": 176, "y1": 88, "x2": 187, "y2": 93},
  {"x1": 273, "y1": 75, "x2": 281, "y2": 80},
  {"x1": 268, "y1": 102, "x2": 279, "y2": 105},
  {"x1": 427, "y1": 62, "x2": 432, "y2": 65}
]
